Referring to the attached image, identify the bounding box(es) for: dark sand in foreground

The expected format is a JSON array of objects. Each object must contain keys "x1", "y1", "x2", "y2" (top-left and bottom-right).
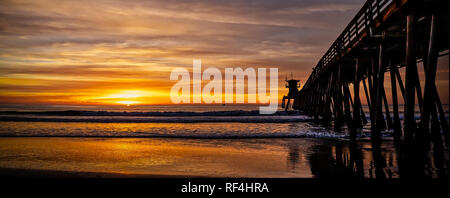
[{"x1": 0, "y1": 168, "x2": 197, "y2": 178}]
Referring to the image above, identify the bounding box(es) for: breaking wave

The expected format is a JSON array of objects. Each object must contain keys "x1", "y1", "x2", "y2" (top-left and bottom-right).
[{"x1": 0, "y1": 110, "x2": 312, "y2": 123}]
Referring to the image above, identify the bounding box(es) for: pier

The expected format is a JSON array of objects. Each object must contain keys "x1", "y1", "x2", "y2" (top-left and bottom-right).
[{"x1": 294, "y1": 0, "x2": 448, "y2": 177}]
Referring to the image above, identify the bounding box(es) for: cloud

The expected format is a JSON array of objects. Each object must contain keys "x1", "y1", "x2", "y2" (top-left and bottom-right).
[{"x1": 0, "y1": 0, "x2": 447, "y2": 105}]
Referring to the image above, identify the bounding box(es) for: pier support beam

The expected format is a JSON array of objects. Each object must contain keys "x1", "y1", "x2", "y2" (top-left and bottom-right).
[
  {"x1": 333, "y1": 68, "x2": 344, "y2": 132},
  {"x1": 389, "y1": 61, "x2": 402, "y2": 141},
  {"x1": 372, "y1": 42, "x2": 386, "y2": 144},
  {"x1": 351, "y1": 59, "x2": 362, "y2": 140},
  {"x1": 404, "y1": 13, "x2": 418, "y2": 144}
]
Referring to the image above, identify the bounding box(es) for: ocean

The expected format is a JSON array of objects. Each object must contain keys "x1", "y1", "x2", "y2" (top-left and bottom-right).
[{"x1": 0, "y1": 104, "x2": 448, "y2": 178}]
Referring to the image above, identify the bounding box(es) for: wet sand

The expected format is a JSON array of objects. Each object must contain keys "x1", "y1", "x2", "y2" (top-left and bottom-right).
[
  {"x1": 0, "y1": 137, "x2": 403, "y2": 178},
  {"x1": 0, "y1": 167, "x2": 191, "y2": 178}
]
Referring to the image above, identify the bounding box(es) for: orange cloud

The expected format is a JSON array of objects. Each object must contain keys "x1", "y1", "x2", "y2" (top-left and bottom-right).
[{"x1": 0, "y1": 0, "x2": 448, "y2": 106}]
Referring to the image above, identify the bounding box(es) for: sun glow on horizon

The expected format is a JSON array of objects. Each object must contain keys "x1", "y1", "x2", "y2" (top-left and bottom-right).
[
  {"x1": 108, "y1": 91, "x2": 144, "y2": 106},
  {"x1": 0, "y1": 0, "x2": 448, "y2": 106},
  {"x1": 78, "y1": 90, "x2": 161, "y2": 106},
  {"x1": 102, "y1": 90, "x2": 145, "y2": 99},
  {"x1": 117, "y1": 100, "x2": 139, "y2": 106}
]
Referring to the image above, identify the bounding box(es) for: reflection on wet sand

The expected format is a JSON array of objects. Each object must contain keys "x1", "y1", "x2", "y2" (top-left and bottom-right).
[
  {"x1": 303, "y1": 139, "x2": 448, "y2": 178},
  {"x1": 313, "y1": 141, "x2": 395, "y2": 178},
  {"x1": 0, "y1": 137, "x2": 447, "y2": 178}
]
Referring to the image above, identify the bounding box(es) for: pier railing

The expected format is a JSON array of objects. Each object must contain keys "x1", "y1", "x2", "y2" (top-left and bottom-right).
[{"x1": 304, "y1": 0, "x2": 400, "y2": 89}]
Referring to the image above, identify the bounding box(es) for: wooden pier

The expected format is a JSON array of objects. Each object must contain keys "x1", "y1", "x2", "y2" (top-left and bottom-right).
[{"x1": 294, "y1": 0, "x2": 448, "y2": 177}]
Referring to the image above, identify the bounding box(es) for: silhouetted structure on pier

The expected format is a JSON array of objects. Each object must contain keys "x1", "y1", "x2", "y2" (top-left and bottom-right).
[
  {"x1": 294, "y1": 0, "x2": 449, "y2": 177},
  {"x1": 282, "y1": 74, "x2": 300, "y2": 111}
]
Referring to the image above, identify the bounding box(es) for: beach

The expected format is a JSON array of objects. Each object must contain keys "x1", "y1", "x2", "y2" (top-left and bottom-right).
[
  {"x1": 0, "y1": 104, "x2": 447, "y2": 178},
  {"x1": 0, "y1": 137, "x2": 401, "y2": 178}
]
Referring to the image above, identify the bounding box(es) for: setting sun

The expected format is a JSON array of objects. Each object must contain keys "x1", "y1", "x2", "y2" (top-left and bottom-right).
[
  {"x1": 99, "y1": 90, "x2": 147, "y2": 105},
  {"x1": 104, "y1": 90, "x2": 144, "y2": 99},
  {"x1": 71, "y1": 90, "x2": 167, "y2": 105},
  {"x1": 117, "y1": 100, "x2": 139, "y2": 106}
]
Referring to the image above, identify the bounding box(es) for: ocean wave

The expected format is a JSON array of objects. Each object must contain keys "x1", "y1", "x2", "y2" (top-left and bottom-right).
[
  {"x1": 0, "y1": 115, "x2": 312, "y2": 123},
  {"x1": 0, "y1": 110, "x2": 314, "y2": 123},
  {"x1": 0, "y1": 119, "x2": 392, "y2": 139},
  {"x1": 0, "y1": 131, "x2": 346, "y2": 139},
  {"x1": 0, "y1": 110, "x2": 299, "y2": 117}
]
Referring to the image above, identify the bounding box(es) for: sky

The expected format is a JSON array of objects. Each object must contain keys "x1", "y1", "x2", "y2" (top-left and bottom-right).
[{"x1": 0, "y1": 0, "x2": 448, "y2": 106}]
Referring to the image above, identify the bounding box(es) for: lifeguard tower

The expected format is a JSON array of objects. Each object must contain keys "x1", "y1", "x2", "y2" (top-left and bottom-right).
[{"x1": 281, "y1": 73, "x2": 300, "y2": 111}]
